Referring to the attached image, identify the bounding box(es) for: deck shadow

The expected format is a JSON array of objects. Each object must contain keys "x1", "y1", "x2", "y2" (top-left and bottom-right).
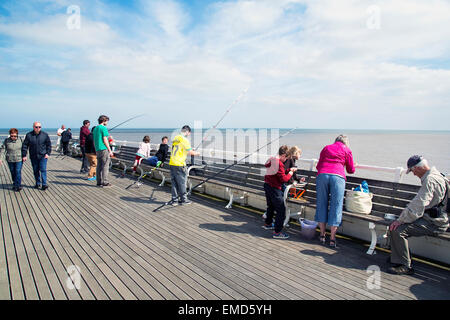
[
  {"x1": 300, "y1": 249, "x2": 370, "y2": 271},
  {"x1": 119, "y1": 195, "x2": 164, "y2": 205}
]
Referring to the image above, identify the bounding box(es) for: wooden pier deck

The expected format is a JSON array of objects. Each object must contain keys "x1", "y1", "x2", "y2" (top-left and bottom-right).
[{"x1": 1, "y1": 154, "x2": 449, "y2": 300}]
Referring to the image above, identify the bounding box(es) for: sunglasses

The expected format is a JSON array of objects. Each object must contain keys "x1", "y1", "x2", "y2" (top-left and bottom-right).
[
  {"x1": 10, "y1": 135, "x2": 18, "y2": 137},
  {"x1": 34, "y1": 126, "x2": 41, "y2": 128}
]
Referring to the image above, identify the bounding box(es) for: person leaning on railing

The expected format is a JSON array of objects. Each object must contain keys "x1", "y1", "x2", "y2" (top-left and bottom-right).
[
  {"x1": 314, "y1": 134, "x2": 356, "y2": 248},
  {"x1": 387, "y1": 155, "x2": 449, "y2": 275}
]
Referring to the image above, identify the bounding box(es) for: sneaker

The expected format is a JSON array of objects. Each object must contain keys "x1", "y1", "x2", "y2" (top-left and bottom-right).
[
  {"x1": 41, "y1": 185, "x2": 48, "y2": 191},
  {"x1": 170, "y1": 201, "x2": 179, "y2": 207},
  {"x1": 273, "y1": 232, "x2": 289, "y2": 239},
  {"x1": 87, "y1": 177, "x2": 96, "y2": 181},
  {"x1": 156, "y1": 161, "x2": 162, "y2": 168},
  {"x1": 387, "y1": 265, "x2": 414, "y2": 275},
  {"x1": 102, "y1": 183, "x2": 112, "y2": 187},
  {"x1": 35, "y1": 185, "x2": 41, "y2": 189},
  {"x1": 262, "y1": 223, "x2": 275, "y2": 230},
  {"x1": 96, "y1": 184, "x2": 103, "y2": 188},
  {"x1": 180, "y1": 200, "x2": 192, "y2": 205}
]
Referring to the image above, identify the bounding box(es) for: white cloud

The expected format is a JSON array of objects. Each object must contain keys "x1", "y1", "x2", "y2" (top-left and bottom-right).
[{"x1": 1, "y1": 0, "x2": 450, "y2": 129}]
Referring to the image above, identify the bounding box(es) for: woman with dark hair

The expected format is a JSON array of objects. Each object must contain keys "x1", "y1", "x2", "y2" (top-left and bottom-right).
[
  {"x1": 315, "y1": 135, "x2": 356, "y2": 248},
  {"x1": 0, "y1": 128, "x2": 24, "y2": 191}
]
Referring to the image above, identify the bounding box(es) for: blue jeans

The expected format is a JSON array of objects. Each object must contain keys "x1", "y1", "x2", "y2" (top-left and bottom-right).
[
  {"x1": 314, "y1": 173, "x2": 346, "y2": 227},
  {"x1": 146, "y1": 156, "x2": 159, "y2": 167},
  {"x1": 264, "y1": 183, "x2": 286, "y2": 233},
  {"x1": 8, "y1": 162, "x2": 23, "y2": 188},
  {"x1": 31, "y1": 158, "x2": 48, "y2": 186},
  {"x1": 170, "y1": 165, "x2": 187, "y2": 203}
]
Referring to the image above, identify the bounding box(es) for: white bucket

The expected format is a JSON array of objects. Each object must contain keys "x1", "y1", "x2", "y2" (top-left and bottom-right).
[{"x1": 300, "y1": 219, "x2": 318, "y2": 239}]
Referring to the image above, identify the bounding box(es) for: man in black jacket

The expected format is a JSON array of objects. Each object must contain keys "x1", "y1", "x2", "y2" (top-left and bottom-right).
[
  {"x1": 22, "y1": 122, "x2": 52, "y2": 190},
  {"x1": 61, "y1": 128, "x2": 72, "y2": 156}
]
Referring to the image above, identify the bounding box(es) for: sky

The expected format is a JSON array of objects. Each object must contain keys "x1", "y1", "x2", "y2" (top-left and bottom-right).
[{"x1": 0, "y1": 0, "x2": 450, "y2": 130}]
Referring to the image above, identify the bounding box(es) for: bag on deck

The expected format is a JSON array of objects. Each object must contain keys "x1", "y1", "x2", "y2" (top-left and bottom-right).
[{"x1": 345, "y1": 184, "x2": 373, "y2": 215}]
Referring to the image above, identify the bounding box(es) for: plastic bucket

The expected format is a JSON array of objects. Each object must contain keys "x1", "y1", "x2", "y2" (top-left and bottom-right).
[{"x1": 300, "y1": 219, "x2": 318, "y2": 239}]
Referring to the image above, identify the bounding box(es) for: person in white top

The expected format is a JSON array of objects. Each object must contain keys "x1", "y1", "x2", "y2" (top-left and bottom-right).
[
  {"x1": 56, "y1": 125, "x2": 66, "y2": 152},
  {"x1": 133, "y1": 135, "x2": 151, "y2": 172}
]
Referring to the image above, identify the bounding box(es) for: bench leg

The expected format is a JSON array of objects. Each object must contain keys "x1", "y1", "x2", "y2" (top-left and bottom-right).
[
  {"x1": 158, "y1": 171, "x2": 166, "y2": 187},
  {"x1": 186, "y1": 179, "x2": 193, "y2": 196},
  {"x1": 136, "y1": 168, "x2": 146, "y2": 187},
  {"x1": 367, "y1": 222, "x2": 378, "y2": 255},
  {"x1": 225, "y1": 188, "x2": 234, "y2": 209},
  {"x1": 283, "y1": 206, "x2": 304, "y2": 227},
  {"x1": 225, "y1": 188, "x2": 247, "y2": 209}
]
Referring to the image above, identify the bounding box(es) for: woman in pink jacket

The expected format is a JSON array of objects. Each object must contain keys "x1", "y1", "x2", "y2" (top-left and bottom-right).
[{"x1": 315, "y1": 135, "x2": 356, "y2": 248}]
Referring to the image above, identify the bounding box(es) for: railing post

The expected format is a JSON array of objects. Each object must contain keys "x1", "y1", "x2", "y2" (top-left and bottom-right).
[{"x1": 394, "y1": 167, "x2": 405, "y2": 183}]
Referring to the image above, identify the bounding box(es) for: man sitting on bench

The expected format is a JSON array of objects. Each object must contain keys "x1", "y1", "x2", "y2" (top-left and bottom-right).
[{"x1": 388, "y1": 155, "x2": 449, "y2": 275}]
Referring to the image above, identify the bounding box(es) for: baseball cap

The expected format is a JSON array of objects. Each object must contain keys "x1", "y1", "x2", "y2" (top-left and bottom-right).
[{"x1": 406, "y1": 155, "x2": 423, "y2": 174}]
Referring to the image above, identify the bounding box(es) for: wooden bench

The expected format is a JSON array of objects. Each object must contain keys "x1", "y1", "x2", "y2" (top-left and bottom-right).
[
  {"x1": 187, "y1": 157, "x2": 311, "y2": 226},
  {"x1": 111, "y1": 146, "x2": 204, "y2": 192},
  {"x1": 293, "y1": 169, "x2": 450, "y2": 254}
]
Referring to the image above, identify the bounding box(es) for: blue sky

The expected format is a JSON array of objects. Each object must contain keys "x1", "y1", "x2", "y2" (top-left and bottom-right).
[{"x1": 1, "y1": 0, "x2": 450, "y2": 130}]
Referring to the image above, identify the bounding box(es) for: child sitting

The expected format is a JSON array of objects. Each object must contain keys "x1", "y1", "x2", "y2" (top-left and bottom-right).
[
  {"x1": 146, "y1": 136, "x2": 169, "y2": 167},
  {"x1": 133, "y1": 136, "x2": 151, "y2": 172}
]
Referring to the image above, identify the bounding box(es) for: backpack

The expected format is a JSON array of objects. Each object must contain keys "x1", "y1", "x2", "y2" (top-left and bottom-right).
[{"x1": 444, "y1": 175, "x2": 450, "y2": 214}]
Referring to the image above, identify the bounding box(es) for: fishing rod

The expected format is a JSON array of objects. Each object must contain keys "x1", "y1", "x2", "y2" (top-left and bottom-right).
[
  {"x1": 109, "y1": 114, "x2": 146, "y2": 132},
  {"x1": 152, "y1": 127, "x2": 298, "y2": 212},
  {"x1": 194, "y1": 88, "x2": 249, "y2": 151},
  {"x1": 127, "y1": 89, "x2": 248, "y2": 190}
]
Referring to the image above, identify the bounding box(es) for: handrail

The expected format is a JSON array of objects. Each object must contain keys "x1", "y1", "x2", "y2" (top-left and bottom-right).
[{"x1": 111, "y1": 141, "x2": 410, "y2": 183}]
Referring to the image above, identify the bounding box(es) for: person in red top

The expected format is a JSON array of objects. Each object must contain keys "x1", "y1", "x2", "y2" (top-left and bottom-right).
[
  {"x1": 263, "y1": 145, "x2": 298, "y2": 239},
  {"x1": 79, "y1": 120, "x2": 91, "y2": 173}
]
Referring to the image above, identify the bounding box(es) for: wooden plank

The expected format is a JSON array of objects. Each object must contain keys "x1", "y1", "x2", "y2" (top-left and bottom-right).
[
  {"x1": 3, "y1": 155, "x2": 448, "y2": 301},
  {"x1": 17, "y1": 163, "x2": 83, "y2": 300},
  {"x1": 41, "y1": 165, "x2": 140, "y2": 300},
  {"x1": 49, "y1": 167, "x2": 250, "y2": 300},
  {"x1": 110, "y1": 170, "x2": 426, "y2": 300},
  {"x1": 0, "y1": 164, "x2": 12, "y2": 299},
  {"x1": 71, "y1": 168, "x2": 380, "y2": 300},
  {"x1": 11, "y1": 175, "x2": 68, "y2": 300},
  {"x1": 8, "y1": 184, "x2": 52, "y2": 300},
  {"x1": 49, "y1": 162, "x2": 296, "y2": 300},
  {"x1": 46, "y1": 166, "x2": 207, "y2": 300},
  {"x1": 44, "y1": 182, "x2": 171, "y2": 300},
  {"x1": 0, "y1": 167, "x2": 25, "y2": 299}
]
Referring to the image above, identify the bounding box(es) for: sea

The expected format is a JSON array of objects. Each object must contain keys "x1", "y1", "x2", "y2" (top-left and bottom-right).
[{"x1": 2, "y1": 128, "x2": 449, "y2": 185}]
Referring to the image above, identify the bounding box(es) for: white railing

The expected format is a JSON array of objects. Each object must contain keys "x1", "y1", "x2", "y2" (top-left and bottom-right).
[{"x1": 111, "y1": 140, "x2": 410, "y2": 184}]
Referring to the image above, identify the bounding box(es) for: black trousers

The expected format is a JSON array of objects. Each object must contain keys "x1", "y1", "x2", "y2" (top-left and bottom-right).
[
  {"x1": 264, "y1": 183, "x2": 286, "y2": 233},
  {"x1": 80, "y1": 146, "x2": 89, "y2": 171},
  {"x1": 62, "y1": 142, "x2": 69, "y2": 155}
]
